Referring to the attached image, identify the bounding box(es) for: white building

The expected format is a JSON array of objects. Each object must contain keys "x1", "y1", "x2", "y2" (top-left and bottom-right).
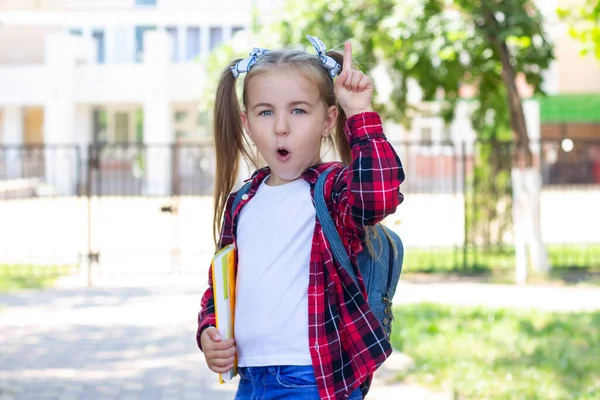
[
  {"x1": 0, "y1": 0, "x2": 282, "y2": 195},
  {"x1": 1, "y1": 0, "x2": 598, "y2": 196}
]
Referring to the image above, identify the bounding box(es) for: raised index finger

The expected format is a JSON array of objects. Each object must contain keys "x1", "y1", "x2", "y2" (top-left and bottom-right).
[{"x1": 343, "y1": 41, "x2": 352, "y2": 71}]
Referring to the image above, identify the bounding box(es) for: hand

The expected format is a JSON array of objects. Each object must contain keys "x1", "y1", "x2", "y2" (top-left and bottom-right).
[
  {"x1": 201, "y1": 327, "x2": 237, "y2": 374},
  {"x1": 334, "y1": 41, "x2": 374, "y2": 118}
]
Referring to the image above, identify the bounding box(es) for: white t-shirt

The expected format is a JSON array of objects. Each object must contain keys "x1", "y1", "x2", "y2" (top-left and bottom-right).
[{"x1": 235, "y1": 176, "x2": 315, "y2": 367}]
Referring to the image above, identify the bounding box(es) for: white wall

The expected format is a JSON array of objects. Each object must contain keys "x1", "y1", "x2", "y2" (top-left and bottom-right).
[
  {"x1": 0, "y1": 50, "x2": 207, "y2": 107},
  {"x1": 1, "y1": 190, "x2": 597, "y2": 267},
  {"x1": 385, "y1": 188, "x2": 600, "y2": 248},
  {"x1": 0, "y1": 66, "x2": 47, "y2": 106}
]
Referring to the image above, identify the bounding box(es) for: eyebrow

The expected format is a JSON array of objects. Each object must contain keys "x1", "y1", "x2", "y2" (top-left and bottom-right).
[{"x1": 252, "y1": 101, "x2": 313, "y2": 110}]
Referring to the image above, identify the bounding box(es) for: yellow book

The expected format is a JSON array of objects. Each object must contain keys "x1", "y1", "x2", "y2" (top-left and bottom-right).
[{"x1": 211, "y1": 244, "x2": 238, "y2": 383}]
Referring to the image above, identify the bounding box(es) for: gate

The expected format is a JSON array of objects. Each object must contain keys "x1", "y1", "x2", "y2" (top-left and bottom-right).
[
  {"x1": 2, "y1": 139, "x2": 599, "y2": 285},
  {"x1": 85, "y1": 142, "x2": 216, "y2": 277},
  {"x1": 0, "y1": 145, "x2": 82, "y2": 279}
]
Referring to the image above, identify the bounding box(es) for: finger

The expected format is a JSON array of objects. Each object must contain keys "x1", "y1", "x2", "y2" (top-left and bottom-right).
[
  {"x1": 343, "y1": 41, "x2": 352, "y2": 71},
  {"x1": 209, "y1": 363, "x2": 235, "y2": 374},
  {"x1": 334, "y1": 70, "x2": 348, "y2": 95},
  {"x1": 349, "y1": 71, "x2": 362, "y2": 91},
  {"x1": 209, "y1": 354, "x2": 236, "y2": 367},
  {"x1": 207, "y1": 346, "x2": 237, "y2": 360},
  {"x1": 205, "y1": 327, "x2": 221, "y2": 342},
  {"x1": 335, "y1": 70, "x2": 348, "y2": 89},
  {"x1": 343, "y1": 70, "x2": 355, "y2": 90},
  {"x1": 358, "y1": 75, "x2": 371, "y2": 91},
  {"x1": 209, "y1": 338, "x2": 236, "y2": 351}
]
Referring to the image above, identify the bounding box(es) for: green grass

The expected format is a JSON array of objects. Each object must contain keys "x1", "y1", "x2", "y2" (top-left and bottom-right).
[
  {"x1": 404, "y1": 244, "x2": 600, "y2": 273},
  {"x1": 0, "y1": 265, "x2": 76, "y2": 292},
  {"x1": 391, "y1": 304, "x2": 600, "y2": 400}
]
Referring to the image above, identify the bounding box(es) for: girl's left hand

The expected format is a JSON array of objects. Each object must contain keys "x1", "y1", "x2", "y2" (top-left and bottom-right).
[{"x1": 334, "y1": 41, "x2": 374, "y2": 118}]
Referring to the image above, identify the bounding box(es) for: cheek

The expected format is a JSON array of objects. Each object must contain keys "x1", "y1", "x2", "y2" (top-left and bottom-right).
[{"x1": 247, "y1": 120, "x2": 269, "y2": 143}]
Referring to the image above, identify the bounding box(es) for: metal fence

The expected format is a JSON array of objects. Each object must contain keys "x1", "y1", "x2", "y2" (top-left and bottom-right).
[
  {"x1": 387, "y1": 137, "x2": 600, "y2": 276},
  {"x1": 2, "y1": 138, "x2": 599, "y2": 198},
  {"x1": 1, "y1": 139, "x2": 599, "y2": 278},
  {"x1": 0, "y1": 142, "x2": 216, "y2": 199},
  {"x1": 85, "y1": 142, "x2": 216, "y2": 196}
]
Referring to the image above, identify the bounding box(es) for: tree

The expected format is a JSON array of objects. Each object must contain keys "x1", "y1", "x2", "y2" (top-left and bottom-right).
[
  {"x1": 280, "y1": 0, "x2": 554, "y2": 281},
  {"x1": 558, "y1": 0, "x2": 600, "y2": 59}
]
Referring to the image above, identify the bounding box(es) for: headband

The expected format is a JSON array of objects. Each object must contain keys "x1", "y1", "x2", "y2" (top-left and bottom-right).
[{"x1": 230, "y1": 35, "x2": 342, "y2": 79}]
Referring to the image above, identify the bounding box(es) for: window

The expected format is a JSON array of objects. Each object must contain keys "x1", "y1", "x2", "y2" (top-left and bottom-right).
[
  {"x1": 421, "y1": 126, "x2": 433, "y2": 143},
  {"x1": 197, "y1": 111, "x2": 209, "y2": 127},
  {"x1": 115, "y1": 112, "x2": 130, "y2": 142},
  {"x1": 166, "y1": 27, "x2": 179, "y2": 62},
  {"x1": 135, "y1": 26, "x2": 157, "y2": 62},
  {"x1": 209, "y1": 27, "x2": 223, "y2": 51},
  {"x1": 92, "y1": 30, "x2": 105, "y2": 64},
  {"x1": 135, "y1": 0, "x2": 157, "y2": 6},
  {"x1": 175, "y1": 110, "x2": 189, "y2": 123},
  {"x1": 186, "y1": 27, "x2": 201, "y2": 61},
  {"x1": 93, "y1": 109, "x2": 108, "y2": 143},
  {"x1": 232, "y1": 26, "x2": 244, "y2": 36},
  {"x1": 442, "y1": 125, "x2": 451, "y2": 143}
]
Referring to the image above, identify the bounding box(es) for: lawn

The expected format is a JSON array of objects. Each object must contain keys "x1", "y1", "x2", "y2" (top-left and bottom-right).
[
  {"x1": 391, "y1": 304, "x2": 600, "y2": 400},
  {"x1": 0, "y1": 265, "x2": 76, "y2": 292},
  {"x1": 403, "y1": 245, "x2": 600, "y2": 286},
  {"x1": 404, "y1": 244, "x2": 600, "y2": 272}
]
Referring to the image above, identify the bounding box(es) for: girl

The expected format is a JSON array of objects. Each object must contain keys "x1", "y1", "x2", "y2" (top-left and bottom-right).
[{"x1": 197, "y1": 36, "x2": 405, "y2": 400}]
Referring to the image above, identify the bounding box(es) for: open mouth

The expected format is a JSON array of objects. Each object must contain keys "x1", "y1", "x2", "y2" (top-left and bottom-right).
[{"x1": 276, "y1": 147, "x2": 291, "y2": 161}]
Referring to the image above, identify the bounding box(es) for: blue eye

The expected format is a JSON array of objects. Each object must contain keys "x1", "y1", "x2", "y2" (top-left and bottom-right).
[
  {"x1": 292, "y1": 109, "x2": 306, "y2": 115},
  {"x1": 259, "y1": 110, "x2": 273, "y2": 116}
]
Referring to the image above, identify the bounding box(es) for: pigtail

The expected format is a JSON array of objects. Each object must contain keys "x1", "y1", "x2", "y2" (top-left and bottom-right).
[{"x1": 212, "y1": 59, "x2": 253, "y2": 247}]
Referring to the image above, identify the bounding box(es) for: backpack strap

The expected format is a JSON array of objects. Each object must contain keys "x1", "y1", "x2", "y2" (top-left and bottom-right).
[
  {"x1": 314, "y1": 166, "x2": 359, "y2": 286},
  {"x1": 231, "y1": 181, "x2": 252, "y2": 221}
]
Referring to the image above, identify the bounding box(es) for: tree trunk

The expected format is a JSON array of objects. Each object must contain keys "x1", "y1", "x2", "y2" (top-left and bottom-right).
[{"x1": 482, "y1": 8, "x2": 550, "y2": 282}]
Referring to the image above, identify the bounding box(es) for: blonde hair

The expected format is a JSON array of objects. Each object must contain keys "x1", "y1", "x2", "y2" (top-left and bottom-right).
[
  {"x1": 212, "y1": 48, "x2": 351, "y2": 246},
  {"x1": 212, "y1": 47, "x2": 388, "y2": 258}
]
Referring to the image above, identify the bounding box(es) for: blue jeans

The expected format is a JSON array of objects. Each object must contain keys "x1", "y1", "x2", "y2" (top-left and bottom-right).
[{"x1": 234, "y1": 365, "x2": 363, "y2": 399}]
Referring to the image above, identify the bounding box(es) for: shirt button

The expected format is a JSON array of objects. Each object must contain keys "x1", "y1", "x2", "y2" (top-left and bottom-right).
[{"x1": 241, "y1": 194, "x2": 249, "y2": 201}]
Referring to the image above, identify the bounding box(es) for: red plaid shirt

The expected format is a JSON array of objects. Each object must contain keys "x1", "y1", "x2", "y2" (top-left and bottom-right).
[{"x1": 197, "y1": 112, "x2": 405, "y2": 399}]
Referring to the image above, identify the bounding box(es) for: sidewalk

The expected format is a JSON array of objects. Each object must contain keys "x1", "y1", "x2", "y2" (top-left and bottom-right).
[
  {"x1": 2, "y1": 274, "x2": 599, "y2": 400},
  {"x1": 0, "y1": 276, "x2": 453, "y2": 400}
]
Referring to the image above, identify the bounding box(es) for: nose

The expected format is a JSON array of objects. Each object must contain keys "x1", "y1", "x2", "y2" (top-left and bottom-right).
[{"x1": 274, "y1": 114, "x2": 289, "y2": 137}]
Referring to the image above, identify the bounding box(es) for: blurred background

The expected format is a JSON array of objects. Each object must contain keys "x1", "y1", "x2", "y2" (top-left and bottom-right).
[{"x1": 0, "y1": 1, "x2": 599, "y2": 399}]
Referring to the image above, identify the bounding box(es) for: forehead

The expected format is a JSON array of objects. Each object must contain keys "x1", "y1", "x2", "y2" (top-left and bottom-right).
[{"x1": 245, "y1": 68, "x2": 322, "y2": 104}]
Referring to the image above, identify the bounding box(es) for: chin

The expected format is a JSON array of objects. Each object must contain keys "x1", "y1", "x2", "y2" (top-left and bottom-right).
[{"x1": 269, "y1": 165, "x2": 304, "y2": 183}]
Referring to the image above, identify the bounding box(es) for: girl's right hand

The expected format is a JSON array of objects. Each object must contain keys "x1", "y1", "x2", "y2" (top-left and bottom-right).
[{"x1": 200, "y1": 327, "x2": 237, "y2": 373}]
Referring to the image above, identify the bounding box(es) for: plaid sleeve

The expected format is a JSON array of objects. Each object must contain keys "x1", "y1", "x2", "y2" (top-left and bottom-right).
[
  {"x1": 332, "y1": 112, "x2": 405, "y2": 228},
  {"x1": 196, "y1": 192, "x2": 236, "y2": 350}
]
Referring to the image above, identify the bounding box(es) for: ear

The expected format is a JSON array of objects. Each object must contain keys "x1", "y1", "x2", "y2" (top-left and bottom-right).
[
  {"x1": 322, "y1": 105, "x2": 338, "y2": 139},
  {"x1": 241, "y1": 111, "x2": 254, "y2": 142}
]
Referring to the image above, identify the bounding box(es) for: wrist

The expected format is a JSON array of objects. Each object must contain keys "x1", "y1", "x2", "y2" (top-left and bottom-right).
[{"x1": 344, "y1": 108, "x2": 374, "y2": 118}]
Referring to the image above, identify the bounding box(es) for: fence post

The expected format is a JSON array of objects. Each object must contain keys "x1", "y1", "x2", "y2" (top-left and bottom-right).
[
  {"x1": 462, "y1": 141, "x2": 468, "y2": 270},
  {"x1": 86, "y1": 144, "x2": 101, "y2": 287}
]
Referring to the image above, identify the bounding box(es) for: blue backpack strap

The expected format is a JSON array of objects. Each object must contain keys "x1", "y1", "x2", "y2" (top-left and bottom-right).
[
  {"x1": 314, "y1": 166, "x2": 359, "y2": 286},
  {"x1": 231, "y1": 181, "x2": 252, "y2": 221}
]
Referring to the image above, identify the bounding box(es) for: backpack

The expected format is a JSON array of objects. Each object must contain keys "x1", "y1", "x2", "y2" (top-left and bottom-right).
[{"x1": 231, "y1": 166, "x2": 404, "y2": 339}]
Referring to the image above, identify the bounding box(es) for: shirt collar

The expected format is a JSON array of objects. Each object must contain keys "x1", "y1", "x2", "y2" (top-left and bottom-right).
[{"x1": 244, "y1": 162, "x2": 338, "y2": 187}]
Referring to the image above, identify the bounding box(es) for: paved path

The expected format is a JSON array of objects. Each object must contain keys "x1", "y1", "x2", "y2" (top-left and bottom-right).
[
  {"x1": 2, "y1": 273, "x2": 598, "y2": 400},
  {"x1": 0, "y1": 275, "x2": 454, "y2": 400},
  {"x1": 0, "y1": 282, "x2": 238, "y2": 400}
]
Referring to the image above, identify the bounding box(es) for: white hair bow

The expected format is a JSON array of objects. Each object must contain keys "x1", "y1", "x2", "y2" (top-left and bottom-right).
[
  {"x1": 230, "y1": 47, "x2": 270, "y2": 78},
  {"x1": 306, "y1": 35, "x2": 341, "y2": 78},
  {"x1": 230, "y1": 36, "x2": 342, "y2": 79}
]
